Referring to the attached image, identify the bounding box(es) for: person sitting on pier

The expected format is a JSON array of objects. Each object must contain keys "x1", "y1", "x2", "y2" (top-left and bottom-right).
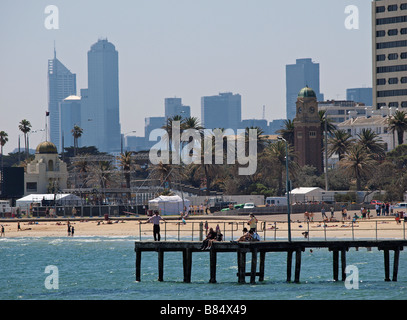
[
  {"x1": 237, "y1": 228, "x2": 253, "y2": 242},
  {"x1": 249, "y1": 229, "x2": 260, "y2": 241},
  {"x1": 200, "y1": 227, "x2": 217, "y2": 250},
  {"x1": 206, "y1": 228, "x2": 224, "y2": 250}
]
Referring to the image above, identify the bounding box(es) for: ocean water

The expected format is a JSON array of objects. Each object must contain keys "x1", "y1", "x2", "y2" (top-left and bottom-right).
[{"x1": 1, "y1": 236, "x2": 407, "y2": 300}]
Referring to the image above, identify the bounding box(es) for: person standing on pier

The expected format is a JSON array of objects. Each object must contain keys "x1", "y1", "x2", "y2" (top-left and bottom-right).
[
  {"x1": 247, "y1": 214, "x2": 258, "y2": 232},
  {"x1": 143, "y1": 211, "x2": 166, "y2": 241}
]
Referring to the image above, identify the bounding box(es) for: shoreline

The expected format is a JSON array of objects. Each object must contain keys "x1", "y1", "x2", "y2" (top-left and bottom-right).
[{"x1": 0, "y1": 211, "x2": 405, "y2": 240}]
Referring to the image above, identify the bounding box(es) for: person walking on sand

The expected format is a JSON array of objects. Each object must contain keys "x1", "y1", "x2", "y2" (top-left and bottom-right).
[
  {"x1": 321, "y1": 207, "x2": 327, "y2": 219},
  {"x1": 143, "y1": 211, "x2": 166, "y2": 241},
  {"x1": 1, "y1": 225, "x2": 4, "y2": 237},
  {"x1": 67, "y1": 222, "x2": 71, "y2": 236},
  {"x1": 71, "y1": 226, "x2": 74, "y2": 237}
]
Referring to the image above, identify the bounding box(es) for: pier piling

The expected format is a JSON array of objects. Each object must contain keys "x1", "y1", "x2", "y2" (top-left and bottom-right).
[{"x1": 134, "y1": 240, "x2": 407, "y2": 284}]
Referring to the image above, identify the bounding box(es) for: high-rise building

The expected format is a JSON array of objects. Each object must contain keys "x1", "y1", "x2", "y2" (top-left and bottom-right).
[
  {"x1": 286, "y1": 58, "x2": 324, "y2": 120},
  {"x1": 59, "y1": 95, "x2": 81, "y2": 150},
  {"x1": 81, "y1": 39, "x2": 121, "y2": 153},
  {"x1": 240, "y1": 119, "x2": 269, "y2": 134},
  {"x1": 165, "y1": 98, "x2": 191, "y2": 119},
  {"x1": 47, "y1": 49, "x2": 77, "y2": 152},
  {"x1": 144, "y1": 116, "x2": 166, "y2": 149},
  {"x1": 201, "y1": 92, "x2": 241, "y2": 131},
  {"x1": 372, "y1": 0, "x2": 407, "y2": 109},
  {"x1": 346, "y1": 87, "x2": 373, "y2": 106}
]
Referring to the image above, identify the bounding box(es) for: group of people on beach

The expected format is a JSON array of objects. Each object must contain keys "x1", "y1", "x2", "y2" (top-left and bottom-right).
[{"x1": 67, "y1": 221, "x2": 75, "y2": 237}]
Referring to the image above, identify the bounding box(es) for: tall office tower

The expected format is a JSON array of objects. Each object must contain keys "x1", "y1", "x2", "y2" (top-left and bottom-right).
[
  {"x1": 372, "y1": 0, "x2": 407, "y2": 109},
  {"x1": 165, "y1": 98, "x2": 191, "y2": 119},
  {"x1": 240, "y1": 119, "x2": 269, "y2": 134},
  {"x1": 144, "y1": 116, "x2": 166, "y2": 149},
  {"x1": 201, "y1": 92, "x2": 241, "y2": 131},
  {"x1": 286, "y1": 58, "x2": 324, "y2": 120},
  {"x1": 346, "y1": 87, "x2": 373, "y2": 106},
  {"x1": 81, "y1": 39, "x2": 121, "y2": 153},
  {"x1": 48, "y1": 49, "x2": 77, "y2": 152},
  {"x1": 59, "y1": 95, "x2": 81, "y2": 150}
]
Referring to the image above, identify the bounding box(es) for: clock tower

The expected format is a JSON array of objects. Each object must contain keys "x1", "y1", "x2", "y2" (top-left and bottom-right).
[{"x1": 293, "y1": 86, "x2": 323, "y2": 174}]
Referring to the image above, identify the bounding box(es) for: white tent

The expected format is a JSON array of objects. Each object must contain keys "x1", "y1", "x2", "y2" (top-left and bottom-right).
[
  {"x1": 290, "y1": 187, "x2": 324, "y2": 203},
  {"x1": 148, "y1": 195, "x2": 190, "y2": 215},
  {"x1": 16, "y1": 194, "x2": 84, "y2": 207}
]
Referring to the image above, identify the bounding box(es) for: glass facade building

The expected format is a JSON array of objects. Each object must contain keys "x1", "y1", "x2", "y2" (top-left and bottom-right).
[{"x1": 286, "y1": 58, "x2": 324, "y2": 120}]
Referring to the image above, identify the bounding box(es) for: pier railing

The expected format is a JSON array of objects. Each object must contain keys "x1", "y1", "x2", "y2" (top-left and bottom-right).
[{"x1": 137, "y1": 219, "x2": 407, "y2": 241}]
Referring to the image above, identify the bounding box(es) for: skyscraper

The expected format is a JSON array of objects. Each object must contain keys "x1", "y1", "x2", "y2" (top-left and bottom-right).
[
  {"x1": 165, "y1": 98, "x2": 191, "y2": 119},
  {"x1": 286, "y1": 58, "x2": 324, "y2": 120},
  {"x1": 201, "y1": 92, "x2": 241, "y2": 131},
  {"x1": 59, "y1": 95, "x2": 81, "y2": 150},
  {"x1": 81, "y1": 39, "x2": 121, "y2": 153},
  {"x1": 372, "y1": 0, "x2": 407, "y2": 109},
  {"x1": 47, "y1": 49, "x2": 77, "y2": 152},
  {"x1": 346, "y1": 87, "x2": 373, "y2": 106}
]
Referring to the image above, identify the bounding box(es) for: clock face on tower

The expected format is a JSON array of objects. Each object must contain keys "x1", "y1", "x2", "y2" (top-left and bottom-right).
[
  {"x1": 298, "y1": 107, "x2": 302, "y2": 114},
  {"x1": 309, "y1": 107, "x2": 315, "y2": 114}
]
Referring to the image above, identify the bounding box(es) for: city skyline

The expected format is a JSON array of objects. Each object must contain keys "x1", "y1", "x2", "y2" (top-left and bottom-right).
[{"x1": 0, "y1": 0, "x2": 372, "y2": 154}]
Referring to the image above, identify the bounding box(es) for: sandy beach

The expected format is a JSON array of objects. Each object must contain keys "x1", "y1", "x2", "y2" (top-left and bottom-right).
[{"x1": 0, "y1": 210, "x2": 406, "y2": 240}]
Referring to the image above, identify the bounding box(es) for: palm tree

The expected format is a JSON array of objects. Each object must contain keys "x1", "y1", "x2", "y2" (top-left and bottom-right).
[
  {"x1": 328, "y1": 129, "x2": 354, "y2": 161},
  {"x1": 181, "y1": 117, "x2": 204, "y2": 160},
  {"x1": 0, "y1": 131, "x2": 8, "y2": 171},
  {"x1": 149, "y1": 161, "x2": 175, "y2": 190},
  {"x1": 356, "y1": 128, "x2": 385, "y2": 158},
  {"x1": 277, "y1": 119, "x2": 295, "y2": 146},
  {"x1": 162, "y1": 115, "x2": 184, "y2": 154},
  {"x1": 71, "y1": 156, "x2": 90, "y2": 188},
  {"x1": 319, "y1": 110, "x2": 336, "y2": 135},
  {"x1": 388, "y1": 110, "x2": 407, "y2": 146},
  {"x1": 340, "y1": 144, "x2": 376, "y2": 191},
  {"x1": 244, "y1": 126, "x2": 269, "y2": 154},
  {"x1": 71, "y1": 125, "x2": 83, "y2": 156},
  {"x1": 117, "y1": 151, "x2": 134, "y2": 202},
  {"x1": 87, "y1": 160, "x2": 115, "y2": 191},
  {"x1": 18, "y1": 119, "x2": 32, "y2": 157},
  {"x1": 263, "y1": 140, "x2": 296, "y2": 196}
]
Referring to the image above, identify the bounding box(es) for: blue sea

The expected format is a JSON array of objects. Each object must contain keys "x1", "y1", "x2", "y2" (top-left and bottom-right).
[{"x1": 1, "y1": 236, "x2": 407, "y2": 300}]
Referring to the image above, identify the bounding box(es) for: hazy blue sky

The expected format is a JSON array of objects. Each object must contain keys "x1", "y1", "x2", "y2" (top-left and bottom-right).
[{"x1": 0, "y1": 0, "x2": 372, "y2": 154}]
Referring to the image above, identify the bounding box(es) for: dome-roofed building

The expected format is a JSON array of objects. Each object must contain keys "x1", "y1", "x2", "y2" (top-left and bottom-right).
[
  {"x1": 36, "y1": 141, "x2": 58, "y2": 154},
  {"x1": 24, "y1": 141, "x2": 68, "y2": 195},
  {"x1": 294, "y1": 86, "x2": 323, "y2": 174},
  {"x1": 298, "y1": 86, "x2": 317, "y2": 98}
]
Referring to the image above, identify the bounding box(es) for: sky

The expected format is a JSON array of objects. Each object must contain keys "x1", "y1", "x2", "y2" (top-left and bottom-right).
[{"x1": 0, "y1": 0, "x2": 373, "y2": 155}]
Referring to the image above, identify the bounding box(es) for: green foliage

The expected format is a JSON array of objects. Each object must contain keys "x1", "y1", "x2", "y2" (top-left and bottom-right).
[{"x1": 334, "y1": 192, "x2": 356, "y2": 203}]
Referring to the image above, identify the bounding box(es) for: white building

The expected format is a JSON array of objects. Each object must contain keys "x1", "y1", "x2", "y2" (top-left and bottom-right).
[
  {"x1": 337, "y1": 107, "x2": 398, "y2": 152},
  {"x1": 24, "y1": 141, "x2": 68, "y2": 195}
]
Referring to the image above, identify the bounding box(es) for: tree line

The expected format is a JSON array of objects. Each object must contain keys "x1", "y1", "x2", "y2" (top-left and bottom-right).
[{"x1": 2, "y1": 111, "x2": 407, "y2": 202}]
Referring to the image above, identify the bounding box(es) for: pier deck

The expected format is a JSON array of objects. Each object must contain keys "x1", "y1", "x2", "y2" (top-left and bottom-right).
[{"x1": 134, "y1": 240, "x2": 407, "y2": 284}]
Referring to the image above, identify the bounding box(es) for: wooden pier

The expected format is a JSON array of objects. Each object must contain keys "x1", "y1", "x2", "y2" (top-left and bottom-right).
[{"x1": 134, "y1": 240, "x2": 407, "y2": 284}]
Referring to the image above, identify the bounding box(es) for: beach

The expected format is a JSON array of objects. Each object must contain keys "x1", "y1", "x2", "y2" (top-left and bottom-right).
[{"x1": 1, "y1": 210, "x2": 406, "y2": 240}]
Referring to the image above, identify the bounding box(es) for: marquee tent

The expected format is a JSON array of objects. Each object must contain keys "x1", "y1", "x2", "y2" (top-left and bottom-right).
[
  {"x1": 148, "y1": 195, "x2": 190, "y2": 215},
  {"x1": 16, "y1": 193, "x2": 84, "y2": 207}
]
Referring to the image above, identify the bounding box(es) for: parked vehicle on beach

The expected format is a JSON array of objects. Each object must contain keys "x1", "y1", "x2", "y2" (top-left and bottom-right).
[
  {"x1": 243, "y1": 203, "x2": 255, "y2": 209},
  {"x1": 266, "y1": 197, "x2": 287, "y2": 206}
]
